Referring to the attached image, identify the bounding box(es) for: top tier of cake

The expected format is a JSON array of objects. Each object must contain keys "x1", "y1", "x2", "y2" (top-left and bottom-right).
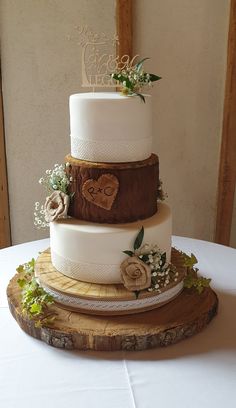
[{"x1": 70, "y1": 92, "x2": 152, "y2": 163}]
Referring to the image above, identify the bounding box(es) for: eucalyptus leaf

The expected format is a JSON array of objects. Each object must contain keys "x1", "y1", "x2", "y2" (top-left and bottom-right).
[
  {"x1": 134, "y1": 226, "x2": 144, "y2": 250},
  {"x1": 149, "y1": 73, "x2": 162, "y2": 82},
  {"x1": 135, "y1": 57, "x2": 150, "y2": 72},
  {"x1": 123, "y1": 250, "x2": 134, "y2": 257},
  {"x1": 135, "y1": 93, "x2": 146, "y2": 103}
]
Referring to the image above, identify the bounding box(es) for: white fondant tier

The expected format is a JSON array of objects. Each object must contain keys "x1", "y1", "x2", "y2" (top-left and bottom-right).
[
  {"x1": 50, "y1": 203, "x2": 172, "y2": 284},
  {"x1": 69, "y1": 92, "x2": 152, "y2": 162}
]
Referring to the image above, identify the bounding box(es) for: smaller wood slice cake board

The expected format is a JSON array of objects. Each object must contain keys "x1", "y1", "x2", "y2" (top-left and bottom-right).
[
  {"x1": 32, "y1": 249, "x2": 187, "y2": 316},
  {"x1": 7, "y1": 249, "x2": 218, "y2": 351}
]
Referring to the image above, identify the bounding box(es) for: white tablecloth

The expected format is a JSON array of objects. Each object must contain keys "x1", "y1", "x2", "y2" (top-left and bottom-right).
[{"x1": 1, "y1": 237, "x2": 236, "y2": 408}]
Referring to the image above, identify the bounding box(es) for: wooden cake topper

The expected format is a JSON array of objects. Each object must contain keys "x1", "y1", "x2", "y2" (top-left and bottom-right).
[
  {"x1": 82, "y1": 173, "x2": 119, "y2": 210},
  {"x1": 68, "y1": 25, "x2": 137, "y2": 89}
]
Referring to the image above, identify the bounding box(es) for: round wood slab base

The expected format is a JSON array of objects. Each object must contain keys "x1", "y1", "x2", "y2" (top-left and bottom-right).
[{"x1": 7, "y1": 274, "x2": 218, "y2": 351}]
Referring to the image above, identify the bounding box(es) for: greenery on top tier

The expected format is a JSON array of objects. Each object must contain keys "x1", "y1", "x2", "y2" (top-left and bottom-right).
[{"x1": 111, "y1": 57, "x2": 161, "y2": 102}]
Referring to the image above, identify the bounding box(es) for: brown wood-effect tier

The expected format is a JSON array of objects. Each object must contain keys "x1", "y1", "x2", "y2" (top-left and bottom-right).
[{"x1": 65, "y1": 154, "x2": 159, "y2": 223}]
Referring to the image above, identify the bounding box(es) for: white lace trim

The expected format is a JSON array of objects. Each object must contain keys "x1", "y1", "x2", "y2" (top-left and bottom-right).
[
  {"x1": 43, "y1": 281, "x2": 184, "y2": 313},
  {"x1": 51, "y1": 250, "x2": 122, "y2": 284},
  {"x1": 70, "y1": 135, "x2": 152, "y2": 162}
]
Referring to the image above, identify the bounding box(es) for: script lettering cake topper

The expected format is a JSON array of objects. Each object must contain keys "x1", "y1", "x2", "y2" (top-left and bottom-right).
[
  {"x1": 82, "y1": 174, "x2": 119, "y2": 210},
  {"x1": 71, "y1": 25, "x2": 137, "y2": 89}
]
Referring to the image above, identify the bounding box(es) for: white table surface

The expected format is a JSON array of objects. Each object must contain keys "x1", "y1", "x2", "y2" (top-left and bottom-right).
[{"x1": 1, "y1": 236, "x2": 236, "y2": 408}]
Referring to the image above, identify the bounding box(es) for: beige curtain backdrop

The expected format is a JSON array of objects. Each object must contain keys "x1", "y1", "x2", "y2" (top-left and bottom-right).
[{"x1": 0, "y1": 0, "x2": 234, "y2": 246}]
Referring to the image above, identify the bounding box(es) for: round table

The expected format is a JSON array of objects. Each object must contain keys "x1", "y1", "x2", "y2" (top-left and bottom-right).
[{"x1": 0, "y1": 237, "x2": 236, "y2": 408}]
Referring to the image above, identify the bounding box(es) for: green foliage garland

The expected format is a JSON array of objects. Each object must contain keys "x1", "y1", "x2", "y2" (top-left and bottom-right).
[{"x1": 17, "y1": 259, "x2": 56, "y2": 327}]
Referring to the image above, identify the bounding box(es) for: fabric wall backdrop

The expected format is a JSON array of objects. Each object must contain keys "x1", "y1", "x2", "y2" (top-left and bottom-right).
[
  {"x1": 134, "y1": 0, "x2": 234, "y2": 245},
  {"x1": 0, "y1": 0, "x2": 233, "y2": 246}
]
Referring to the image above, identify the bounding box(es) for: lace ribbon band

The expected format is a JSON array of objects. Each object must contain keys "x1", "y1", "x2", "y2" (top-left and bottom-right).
[
  {"x1": 51, "y1": 250, "x2": 122, "y2": 284},
  {"x1": 70, "y1": 135, "x2": 152, "y2": 162},
  {"x1": 42, "y1": 281, "x2": 184, "y2": 313}
]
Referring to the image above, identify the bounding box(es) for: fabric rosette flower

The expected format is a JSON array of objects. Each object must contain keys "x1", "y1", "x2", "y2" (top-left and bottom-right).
[
  {"x1": 44, "y1": 191, "x2": 69, "y2": 222},
  {"x1": 120, "y1": 256, "x2": 151, "y2": 291}
]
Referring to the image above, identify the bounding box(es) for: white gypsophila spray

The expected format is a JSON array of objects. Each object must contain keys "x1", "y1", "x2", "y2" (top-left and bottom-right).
[{"x1": 34, "y1": 163, "x2": 71, "y2": 229}]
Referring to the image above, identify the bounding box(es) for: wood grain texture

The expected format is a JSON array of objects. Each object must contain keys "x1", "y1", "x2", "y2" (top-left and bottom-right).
[
  {"x1": 34, "y1": 248, "x2": 186, "y2": 301},
  {"x1": 7, "y1": 274, "x2": 218, "y2": 351},
  {"x1": 0, "y1": 72, "x2": 11, "y2": 248},
  {"x1": 116, "y1": 0, "x2": 133, "y2": 58},
  {"x1": 215, "y1": 0, "x2": 236, "y2": 245},
  {"x1": 66, "y1": 154, "x2": 159, "y2": 223}
]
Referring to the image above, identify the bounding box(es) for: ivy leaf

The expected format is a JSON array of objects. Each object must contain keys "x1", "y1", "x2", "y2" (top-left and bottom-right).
[
  {"x1": 149, "y1": 73, "x2": 162, "y2": 82},
  {"x1": 30, "y1": 303, "x2": 42, "y2": 315},
  {"x1": 184, "y1": 273, "x2": 211, "y2": 293},
  {"x1": 181, "y1": 252, "x2": 198, "y2": 268},
  {"x1": 17, "y1": 278, "x2": 27, "y2": 288},
  {"x1": 123, "y1": 250, "x2": 134, "y2": 257},
  {"x1": 16, "y1": 264, "x2": 24, "y2": 274},
  {"x1": 190, "y1": 253, "x2": 198, "y2": 265},
  {"x1": 134, "y1": 226, "x2": 144, "y2": 250}
]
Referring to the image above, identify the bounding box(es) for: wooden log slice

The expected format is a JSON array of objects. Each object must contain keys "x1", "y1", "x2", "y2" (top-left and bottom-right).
[
  {"x1": 65, "y1": 154, "x2": 159, "y2": 223},
  {"x1": 34, "y1": 248, "x2": 186, "y2": 315},
  {"x1": 7, "y1": 275, "x2": 218, "y2": 351}
]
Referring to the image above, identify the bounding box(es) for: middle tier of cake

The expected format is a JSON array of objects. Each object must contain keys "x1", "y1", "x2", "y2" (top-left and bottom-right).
[
  {"x1": 66, "y1": 153, "x2": 159, "y2": 223},
  {"x1": 50, "y1": 202, "x2": 172, "y2": 284}
]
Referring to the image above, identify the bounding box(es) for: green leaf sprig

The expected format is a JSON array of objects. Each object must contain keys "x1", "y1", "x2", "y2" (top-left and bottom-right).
[
  {"x1": 123, "y1": 226, "x2": 144, "y2": 256},
  {"x1": 17, "y1": 259, "x2": 56, "y2": 327},
  {"x1": 111, "y1": 57, "x2": 161, "y2": 102},
  {"x1": 184, "y1": 272, "x2": 211, "y2": 294},
  {"x1": 177, "y1": 250, "x2": 211, "y2": 293}
]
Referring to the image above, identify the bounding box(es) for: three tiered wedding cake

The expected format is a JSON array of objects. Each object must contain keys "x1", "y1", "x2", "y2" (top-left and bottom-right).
[{"x1": 35, "y1": 92, "x2": 186, "y2": 315}]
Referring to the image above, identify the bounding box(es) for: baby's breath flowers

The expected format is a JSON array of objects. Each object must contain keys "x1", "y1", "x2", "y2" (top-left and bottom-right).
[
  {"x1": 157, "y1": 179, "x2": 168, "y2": 202},
  {"x1": 134, "y1": 243, "x2": 178, "y2": 293},
  {"x1": 34, "y1": 163, "x2": 72, "y2": 229},
  {"x1": 34, "y1": 202, "x2": 49, "y2": 229},
  {"x1": 136, "y1": 245, "x2": 178, "y2": 293},
  {"x1": 111, "y1": 57, "x2": 161, "y2": 102},
  {"x1": 38, "y1": 163, "x2": 71, "y2": 194}
]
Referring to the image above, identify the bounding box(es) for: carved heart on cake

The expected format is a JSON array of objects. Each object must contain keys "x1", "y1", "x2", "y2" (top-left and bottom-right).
[{"x1": 82, "y1": 173, "x2": 119, "y2": 210}]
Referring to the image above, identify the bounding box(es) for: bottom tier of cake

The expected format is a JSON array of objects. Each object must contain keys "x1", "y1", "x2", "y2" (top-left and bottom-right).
[
  {"x1": 35, "y1": 248, "x2": 186, "y2": 315},
  {"x1": 50, "y1": 202, "x2": 172, "y2": 284}
]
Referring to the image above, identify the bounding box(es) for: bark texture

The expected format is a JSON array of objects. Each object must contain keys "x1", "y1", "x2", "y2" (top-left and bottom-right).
[
  {"x1": 65, "y1": 154, "x2": 159, "y2": 223},
  {"x1": 7, "y1": 275, "x2": 218, "y2": 351}
]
